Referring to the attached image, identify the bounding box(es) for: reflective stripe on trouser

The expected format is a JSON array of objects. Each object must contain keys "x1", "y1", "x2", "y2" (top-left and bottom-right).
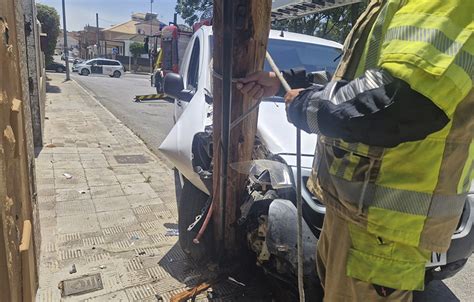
[{"x1": 316, "y1": 207, "x2": 424, "y2": 300}]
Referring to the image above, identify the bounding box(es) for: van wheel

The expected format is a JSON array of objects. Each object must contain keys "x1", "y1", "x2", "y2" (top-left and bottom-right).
[
  {"x1": 81, "y1": 69, "x2": 90, "y2": 76},
  {"x1": 177, "y1": 176, "x2": 211, "y2": 262},
  {"x1": 113, "y1": 71, "x2": 121, "y2": 78},
  {"x1": 56, "y1": 67, "x2": 64, "y2": 73}
]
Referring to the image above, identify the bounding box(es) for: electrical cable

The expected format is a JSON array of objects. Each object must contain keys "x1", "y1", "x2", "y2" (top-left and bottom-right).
[{"x1": 265, "y1": 51, "x2": 305, "y2": 302}]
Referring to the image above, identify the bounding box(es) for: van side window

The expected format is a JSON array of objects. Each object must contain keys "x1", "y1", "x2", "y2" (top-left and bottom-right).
[{"x1": 187, "y1": 38, "x2": 200, "y2": 90}]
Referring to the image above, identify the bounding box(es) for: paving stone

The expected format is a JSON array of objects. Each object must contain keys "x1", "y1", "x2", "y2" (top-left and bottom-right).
[
  {"x1": 55, "y1": 188, "x2": 91, "y2": 202},
  {"x1": 53, "y1": 160, "x2": 83, "y2": 169},
  {"x1": 97, "y1": 209, "x2": 138, "y2": 229},
  {"x1": 93, "y1": 196, "x2": 130, "y2": 212},
  {"x1": 36, "y1": 74, "x2": 190, "y2": 301},
  {"x1": 56, "y1": 214, "x2": 100, "y2": 234},
  {"x1": 121, "y1": 183, "x2": 157, "y2": 196},
  {"x1": 55, "y1": 199, "x2": 95, "y2": 217},
  {"x1": 90, "y1": 184, "x2": 124, "y2": 199}
]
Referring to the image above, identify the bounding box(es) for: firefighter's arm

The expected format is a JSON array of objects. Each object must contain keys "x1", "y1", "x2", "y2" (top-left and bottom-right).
[{"x1": 286, "y1": 69, "x2": 450, "y2": 148}]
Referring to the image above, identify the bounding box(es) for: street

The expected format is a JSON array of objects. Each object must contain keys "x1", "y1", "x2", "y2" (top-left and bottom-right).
[
  {"x1": 65, "y1": 71, "x2": 473, "y2": 301},
  {"x1": 70, "y1": 72, "x2": 175, "y2": 156}
]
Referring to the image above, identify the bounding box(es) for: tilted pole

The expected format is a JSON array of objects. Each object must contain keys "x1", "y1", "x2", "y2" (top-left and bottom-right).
[
  {"x1": 212, "y1": 0, "x2": 273, "y2": 256},
  {"x1": 61, "y1": 0, "x2": 70, "y2": 80}
]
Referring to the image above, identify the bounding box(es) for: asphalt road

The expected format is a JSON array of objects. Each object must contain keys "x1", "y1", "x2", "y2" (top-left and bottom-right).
[
  {"x1": 65, "y1": 70, "x2": 472, "y2": 301},
  {"x1": 70, "y1": 71, "x2": 175, "y2": 155}
]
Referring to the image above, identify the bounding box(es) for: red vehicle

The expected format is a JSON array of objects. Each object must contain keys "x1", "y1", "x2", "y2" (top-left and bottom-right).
[{"x1": 151, "y1": 25, "x2": 192, "y2": 94}]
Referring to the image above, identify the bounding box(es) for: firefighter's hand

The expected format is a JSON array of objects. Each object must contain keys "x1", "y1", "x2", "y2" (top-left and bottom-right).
[
  {"x1": 236, "y1": 71, "x2": 281, "y2": 99},
  {"x1": 284, "y1": 89, "x2": 304, "y2": 105}
]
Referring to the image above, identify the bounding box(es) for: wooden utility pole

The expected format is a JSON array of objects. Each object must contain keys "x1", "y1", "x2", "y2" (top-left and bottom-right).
[{"x1": 212, "y1": 0, "x2": 272, "y2": 255}]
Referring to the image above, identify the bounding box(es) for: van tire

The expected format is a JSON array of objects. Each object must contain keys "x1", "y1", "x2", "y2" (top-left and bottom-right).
[
  {"x1": 177, "y1": 176, "x2": 211, "y2": 262},
  {"x1": 113, "y1": 71, "x2": 121, "y2": 78},
  {"x1": 81, "y1": 69, "x2": 90, "y2": 76}
]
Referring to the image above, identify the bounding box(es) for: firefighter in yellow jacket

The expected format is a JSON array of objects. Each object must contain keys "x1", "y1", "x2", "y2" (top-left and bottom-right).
[{"x1": 238, "y1": 0, "x2": 473, "y2": 300}]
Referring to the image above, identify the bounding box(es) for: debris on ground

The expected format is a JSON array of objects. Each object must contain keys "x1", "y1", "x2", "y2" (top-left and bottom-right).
[
  {"x1": 62, "y1": 173, "x2": 72, "y2": 179},
  {"x1": 44, "y1": 143, "x2": 56, "y2": 148},
  {"x1": 165, "y1": 228, "x2": 179, "y2": 236},
  {"x1": 99, "y1": 265, "x2": 106, "y2": 269},
  {"x1": 69, "y1": 264, "x2": 77, "y2": 274},
  {"x1": 228, "y1": 276, "x2": 246, "y2": 287},
  {"x1": 170, "y1": 282, "x2": 213, "y2": 302}
]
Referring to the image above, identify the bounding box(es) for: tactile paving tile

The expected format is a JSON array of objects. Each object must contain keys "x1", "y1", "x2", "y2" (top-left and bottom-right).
[
  {"x1": 59, "y1": 248, "x2": 84, "y2": 261},
  {"x1": 125, "y1": 284, "x2": 156, "y2": 301},
  {"x1": 126, "y1": 257, "x2": 144, "y2": 271},
  {"x1": 83, "y1": 235, "x2": 106, "y2": 247},
  {"x1": 44, "y1": 241, "x2": 57, "y2": 253},
  {"x1": 100, "y1": 273, "x2": 124, "y2": 293},
  {"x1": 110, "y1": 239, "x2": 136, "y2": 250},
  {"x1": 85, "y1": 252, "x2": 111, "y2": 264},
  {"x1": 102, "y1": 225, "x2": 124, "y2": 235},
  {"x1": 57, "y1": 232, "x2": 81, "y2": 243},
  {"x1": 145, "y1": 265, "x2": 170, "y2": 280},
  {"x1": 133, "y1": 206, "x2": 153, "y2": 215},
  {"x1": 120, "y1": 270, "x2": 153, "y2": 288},
  {"x1": 36, "y1": 287, "x2": 60, "y2": 302},
  {"x1": 133, "y1": 247, "x2": 162, "y2": 257},
  {"x1": 125, "y1": 230, "x2": 147, "y2": 239},
  {"x1": 149, "y1": 234, "x2": 167, "y2": 244},
  {"x1": 136, "y1": 212, "x2": 159, "y2": 223}
]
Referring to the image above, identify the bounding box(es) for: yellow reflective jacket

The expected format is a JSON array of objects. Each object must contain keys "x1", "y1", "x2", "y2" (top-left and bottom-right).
[{"x1": 308, "y1": 0, "x2": 473, "y2": 290}]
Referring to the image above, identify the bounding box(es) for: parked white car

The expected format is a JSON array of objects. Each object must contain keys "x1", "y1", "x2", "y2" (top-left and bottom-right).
[{"x1": 76, "y1": 58, "x2": 124, "y2": 78}]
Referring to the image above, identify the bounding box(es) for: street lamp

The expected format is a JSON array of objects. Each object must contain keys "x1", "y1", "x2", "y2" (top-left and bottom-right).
[
  {"x1": 61, "y1": 0, "x2": 70, "y2": 80},
  {"x1": 149, "y1": 0, "x2": 154, "y2": 73}
]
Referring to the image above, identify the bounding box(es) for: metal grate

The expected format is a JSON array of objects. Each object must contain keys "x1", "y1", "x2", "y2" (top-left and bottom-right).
[
  {"x1": 60, "y1": 273, "x2": 103, "y2": 297},
  {"x1": 271, "y1": 0, "x2": 362, "y2": 21}
]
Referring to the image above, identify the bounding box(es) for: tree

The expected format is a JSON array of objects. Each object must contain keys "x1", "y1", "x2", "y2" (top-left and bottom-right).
[
  {"x1": 273, "y1": 2, "x2": 368, "y2": 43},
  {"x1": 36, "y1": 4, "x2": 60, "y2": 66},
  {"x1": 129, "y1": 42, "x2": 146, "y2": 72},
  {"x1": 175, "y1": 0, "x2": 368, "y2": 43},
  {"x1": 175, "y1": 0, "x2": 212, "y2": 26}
]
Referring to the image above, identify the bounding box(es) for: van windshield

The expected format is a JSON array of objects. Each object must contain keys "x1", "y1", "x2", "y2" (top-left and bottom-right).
[
  {"x1": 209, "y1": 36, "x2": 341, "y2": 74},
  {"x1": 265, "y1": 39, "x2": 341, "y2": 74}
]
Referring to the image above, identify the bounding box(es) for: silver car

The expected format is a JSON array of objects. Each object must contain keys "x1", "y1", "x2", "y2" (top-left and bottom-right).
[{"x1": 76, "y1": 58, "x2": 124, "y2": 78}]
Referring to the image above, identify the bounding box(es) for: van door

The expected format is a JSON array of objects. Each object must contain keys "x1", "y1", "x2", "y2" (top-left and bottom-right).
[
  {"x1": 175, "y1": 36, "x2": 200, "y2": 120},
  {"x1": 91, "y1": 60, "x2": 104, "y2": 74}
]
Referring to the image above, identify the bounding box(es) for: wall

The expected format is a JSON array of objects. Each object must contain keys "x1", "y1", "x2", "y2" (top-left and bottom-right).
[
  {"x1": 22, "y1": 0, "x2": 46, "y2": 148},
  {"x1": 0, "y1": 0, "x2": 39, "y2": 300}
]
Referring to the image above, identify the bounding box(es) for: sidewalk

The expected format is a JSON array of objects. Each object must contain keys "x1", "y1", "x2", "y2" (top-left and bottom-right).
[{"x1": 35, "y1": 74, "x2": 200, "y2": 301}]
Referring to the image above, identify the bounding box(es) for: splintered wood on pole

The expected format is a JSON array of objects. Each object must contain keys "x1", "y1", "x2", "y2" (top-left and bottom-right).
[{"x1": 212, "y1": 0, "x2": 272, "y2": 255}]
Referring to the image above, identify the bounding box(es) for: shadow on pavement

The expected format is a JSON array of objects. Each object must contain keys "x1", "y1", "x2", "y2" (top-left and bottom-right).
[
  {"x1": 414, "y1": 280, "x2": 459, "y2": 302},
  {"x1": 46, "y1": 81, "x2": 61, "y2": 93},
  {"x1": 157, "y1": 243, "x2": 274, "y2": 301}
]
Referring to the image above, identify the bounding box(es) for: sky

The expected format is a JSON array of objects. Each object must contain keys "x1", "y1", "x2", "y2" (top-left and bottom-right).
[{"x1": 37, "y1": 0, "x2": 184, "y2": 31}]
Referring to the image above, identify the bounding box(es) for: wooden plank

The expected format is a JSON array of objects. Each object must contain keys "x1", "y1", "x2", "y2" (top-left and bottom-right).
[{"x1": 212, "y1": 0, "x2": 273, "y2": 254}]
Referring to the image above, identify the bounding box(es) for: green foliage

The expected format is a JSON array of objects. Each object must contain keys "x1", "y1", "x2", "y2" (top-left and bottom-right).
[
  {"x1": 175, "y1": 0, "x2": 368, "y2": 43},
  {"x1": 175, "y1": 0, "x2": 212, "y2": 26},
  {"x1": 273, "y1": 2, "x2": 368, "y2": 43},
  {"x1": 36, "y1": 3, "x2": 60, "y2": 66},
  {"x1": 129, "y1": 42, "x2": 146, "y2": 58}
]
